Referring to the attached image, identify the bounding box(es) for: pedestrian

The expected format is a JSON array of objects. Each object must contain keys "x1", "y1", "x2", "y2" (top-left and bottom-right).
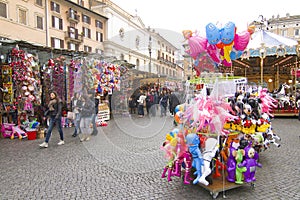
[
  {"x1": 39, "y1": 91, "x2": 64, "y2": 148},
  {"x1": 169, "y1": 90, "x2": 181, "y2": 125},
  {"x1": 137, "y1": 90, "x2": 146, "y2": 117},
  {"x1": 128, "y1": 95, "x2": 136, "y2": 114},
  {"x1": 79, "y1": 94, "x2": 94, "y2": 142},
  {"x1": 71, "y1": 92, "x2": 82, "y2": 137},
  {"x1": 159, "y1": 90, "x2": 169, "y2": 117},
  {"x1": 91, "y1": 91, "x2": 100, "y2": 136}
]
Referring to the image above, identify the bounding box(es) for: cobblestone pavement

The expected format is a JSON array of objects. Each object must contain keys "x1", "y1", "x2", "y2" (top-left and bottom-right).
[{"x1": 0, "y1": 115, "x2": 299, "y2": 200}]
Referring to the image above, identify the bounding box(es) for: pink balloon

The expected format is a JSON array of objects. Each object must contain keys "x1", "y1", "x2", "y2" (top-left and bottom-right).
[
  {"x1": 206, "y1": 44, "x2": 221, "y2": 64},
  {"x1": 234, "y1": 30, "x2": 251, "y2": 51},
  {"x1": 186, "y1": 35, "x2": 208, "y2": 59}
]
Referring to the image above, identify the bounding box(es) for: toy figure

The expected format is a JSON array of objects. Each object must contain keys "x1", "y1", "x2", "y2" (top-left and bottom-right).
[
  {"x1": 198, "y1": 138, "x2": 219, "y2": 186},
  {"x1": 235, "y1": 149, "x2": 246, "y2": 184},
  {"x1": 263, "y1": 127, "x2": 281, "y2": 149},
  {"x1": 185, "y1": 133, "x2": 203, "y2": 184},
  {"x1": 213, "y1": 155, "x2": 226, "y2": 178},
  {"x1": 234, "y1": 139, "x2": 248, "y2": 184},
  {"x1": 238, "y1": 143, "x2": 262, "y2": 183},
  {"x1": 226, "y1": 139, "x2": 239, "y2": 182}
]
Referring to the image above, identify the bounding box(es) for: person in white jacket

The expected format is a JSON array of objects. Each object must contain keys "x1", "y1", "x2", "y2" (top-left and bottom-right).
[{"x1": 137, "y1": 91, "x2": 146, "y2": 117}]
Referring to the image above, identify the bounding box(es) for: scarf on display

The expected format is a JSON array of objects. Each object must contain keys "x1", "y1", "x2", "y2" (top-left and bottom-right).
[{"x1": 48, "y1": 99, "x2": 57, "y2": 111}]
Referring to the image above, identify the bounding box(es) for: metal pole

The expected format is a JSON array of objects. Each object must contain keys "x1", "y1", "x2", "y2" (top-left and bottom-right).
[{"x1": 260, "y1": 57, "x2": 263, "y2": 85}]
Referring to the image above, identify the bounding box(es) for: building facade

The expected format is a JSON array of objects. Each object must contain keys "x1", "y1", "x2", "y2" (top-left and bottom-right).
[
  {"x1": 0, "y1": 0, "x2": 184, "y2": 82},
  {"x1": 0, "y1": 0, "x2": 107, "y2": 53}
]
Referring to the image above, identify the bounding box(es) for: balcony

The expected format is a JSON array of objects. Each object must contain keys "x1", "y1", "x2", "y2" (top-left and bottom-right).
[
  {"x1": 64, "y1": 31, "x2": 83, "y2": 43},
  {"x1": 66, "y1": 10, "x2": 80, "y2": 23}
]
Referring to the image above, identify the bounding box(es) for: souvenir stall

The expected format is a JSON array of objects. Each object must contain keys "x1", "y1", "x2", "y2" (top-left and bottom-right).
[
  {"x1": 161, "y1": 22, "x2": 280, "y2": 199},
  {"x1": 0, "y1": 44, "x2": 42, "y2": 139},
  {"x1": 69, "y1": 57, "x2": 124, "y2": 124}
]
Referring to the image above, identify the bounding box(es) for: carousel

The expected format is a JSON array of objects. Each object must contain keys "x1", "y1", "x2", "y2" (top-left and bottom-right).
[{"x1": 225, "y1": 29, "x2": 300, "y2": 116}]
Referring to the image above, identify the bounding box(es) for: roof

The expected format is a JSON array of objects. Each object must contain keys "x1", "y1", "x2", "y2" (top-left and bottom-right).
[{"x1": 245, "y1": 30, "x2": 298, "y2": 57}]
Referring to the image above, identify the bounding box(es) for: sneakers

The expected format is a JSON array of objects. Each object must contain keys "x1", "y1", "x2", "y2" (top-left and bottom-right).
[
  {"x1": 57, "y1": 140, "x2": 65, "y2": 145},
  {"x1": 39, "y1": 142, "x2": 48, "y2": 148}
]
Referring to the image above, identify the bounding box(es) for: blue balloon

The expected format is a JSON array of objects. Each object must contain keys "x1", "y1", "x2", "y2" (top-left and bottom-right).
[
  {"x1": 220, "y1": 22, "x2": 235, "y2": 45},
  {"x1": 206, "y1": 23, "x2": 220, "y2": 45}
]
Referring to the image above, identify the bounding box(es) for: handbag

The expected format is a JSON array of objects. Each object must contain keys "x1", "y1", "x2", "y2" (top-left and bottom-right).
[{"x1": 67, "y1": 111, "x2": 75, "y2": 120}]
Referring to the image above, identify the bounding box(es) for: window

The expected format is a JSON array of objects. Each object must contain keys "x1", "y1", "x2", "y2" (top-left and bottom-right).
[
  {"x1": 95, "y1": 48, "x2": 103, "y2": 54},
  {"x1": 96, "y1": 32, "x2": 103, "y2": 42},
  {"x1": 18, "y1": 8, "x2": 27, "y2": 25},
  {"x1": 82, "y1": 27, "x2": 91, "y2": 38},
  {"x1": 95, "y1": 20, "x2": 103, "y2": 29},
  {"x1": 35, "y1": 0, "x2": 43, "y2": 6},
  {"x1": 295, "y1": 29, "x2": 299, "y2": 37},
  {"x1": 282, "y1": 29, "x2": 287, "y2": 36},
  {"x1": 82, "y1": 14, "x2": 90, "y2": 24},
  {"x1": 84, "y1": 45, "x2": 92, "y2": 52},
  {"x1": 50, "y1": 1, "x2": 60, "y2": 13},
  {"x1": 36, "y1": 16, "x2": 43, "y2": 29},
  {"x1": 51, "y1": 37, "x2": 64, "y2": 49},
  {"x1": 68, "y1": 42, "x2": 78, "y2": 51},
  {"x1": 52, "y1": 16, "x2": 63, "y2": 30},
  {"x1": 0, "y1": 2, "x2": 7, "y2": 18}
]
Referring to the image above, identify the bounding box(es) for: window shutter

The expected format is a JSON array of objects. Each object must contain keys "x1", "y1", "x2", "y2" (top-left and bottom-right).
[
  {"x1": 59, "y1": 18, "x2": 63, "y2": 30},
  {"x1": 50, "y1": 2, "x2": 54, "y2": 11},
  {"x1": 51, "y1": 37, "x2": 54, "y2": 47},
  {"x1": 51, "y1": 16, "x2": 55, "y2": 27},
  {"x1": 60, "y1": 39, "x2": 64, "y2": 49}
]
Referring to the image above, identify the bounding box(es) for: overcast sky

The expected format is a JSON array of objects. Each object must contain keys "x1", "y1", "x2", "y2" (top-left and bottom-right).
[{"x1": 111, "y1": 0, "x2": 299, "y2": 36}]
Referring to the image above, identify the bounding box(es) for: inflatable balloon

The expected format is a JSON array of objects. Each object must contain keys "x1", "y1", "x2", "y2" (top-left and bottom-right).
[
  {"x1": 183, "y1": 30, "x2": 207, "y2": 59},
  {"x1": 230, "y1": 47, "x2": 243, "y2": 60},
  {"x1": 220, "y1": 21, "x2": 236, "y2": 45},
  {"x1": 223, "y1": 43, "x2": 234, "y2": 62},
  {"x1": 234, "y1": 30, "x2": 251, "y2": 51},
  {"x1": 206, "y1": 44, "x2": 221, "y2": 64},
  {"x1": 205, "y1": 23, "x2": 220, "y2": 45}
]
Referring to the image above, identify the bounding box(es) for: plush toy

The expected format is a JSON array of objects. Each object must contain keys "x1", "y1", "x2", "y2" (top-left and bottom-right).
[
  {"x1": 238, "y1": 142, "x2": 262, "y2": 183},
  {"x1": 185, "y1": 133, "x2": 203, "y2": 184}
]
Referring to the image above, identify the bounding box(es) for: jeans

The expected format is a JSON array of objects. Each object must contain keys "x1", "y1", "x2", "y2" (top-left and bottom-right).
[
  {"x1": 45, "y1": 116, "x2": 64, "y2": 143},
  {"x1": 91, "y1": 113, "x2": 98, "y2": 134},
  {"x1": 160, "y1": 104, "x2": 167, "y2": 116},
  {"x1": 74, "y1": 113, "x2": 81, "y2": 135}
]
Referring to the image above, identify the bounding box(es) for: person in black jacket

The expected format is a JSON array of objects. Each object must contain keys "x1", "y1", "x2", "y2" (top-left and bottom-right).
[
  {"x1": 39, "y1": 91, "x2": 64, "y2": 148},
  {"x1": 79, "y1": 94, "x2": 95, "y2": 142},
  {"x1": 91, "y1": 92, "x2": 100, "y2": 136}
]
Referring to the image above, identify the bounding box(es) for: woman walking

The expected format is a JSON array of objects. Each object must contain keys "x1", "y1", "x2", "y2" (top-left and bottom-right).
[
  {"x1": 71, "y1": 92, "x2": 82, "y2": 137},
  {"x1": 79, "y1": 94, "x2": 94, "y2": 142},
  {"x1": 39, "y1": 91, "x2": 64, "y2": 148}
]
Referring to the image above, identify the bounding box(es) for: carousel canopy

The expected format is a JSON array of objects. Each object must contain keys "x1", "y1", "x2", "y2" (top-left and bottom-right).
[{"x1": 244, "y1": 30, "x2": 298, "y2": 57}]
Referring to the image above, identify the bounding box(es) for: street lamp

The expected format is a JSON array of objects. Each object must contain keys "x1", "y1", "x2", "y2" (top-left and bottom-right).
[
  {"x1": 259, "y1": 43, "x2": 266, "y2": 85},
  {"x1": 148, "y1": 35, "x2": 152, "y2": 73}
]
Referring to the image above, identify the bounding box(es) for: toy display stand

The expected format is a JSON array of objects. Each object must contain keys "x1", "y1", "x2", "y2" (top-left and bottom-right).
[{"x1": 197, "y1": 175, "x2": 252, "y2": 199}]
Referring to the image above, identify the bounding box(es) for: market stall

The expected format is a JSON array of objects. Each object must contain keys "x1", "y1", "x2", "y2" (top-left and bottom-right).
[{"x1": 161, "y1": 22, "x2": 280, "y2": 199}]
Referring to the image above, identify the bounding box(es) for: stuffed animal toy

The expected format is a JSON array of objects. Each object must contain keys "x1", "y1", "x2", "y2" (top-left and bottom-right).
[{"x1": 185, "y1": 133, "x2": 204, "y2": 184}]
